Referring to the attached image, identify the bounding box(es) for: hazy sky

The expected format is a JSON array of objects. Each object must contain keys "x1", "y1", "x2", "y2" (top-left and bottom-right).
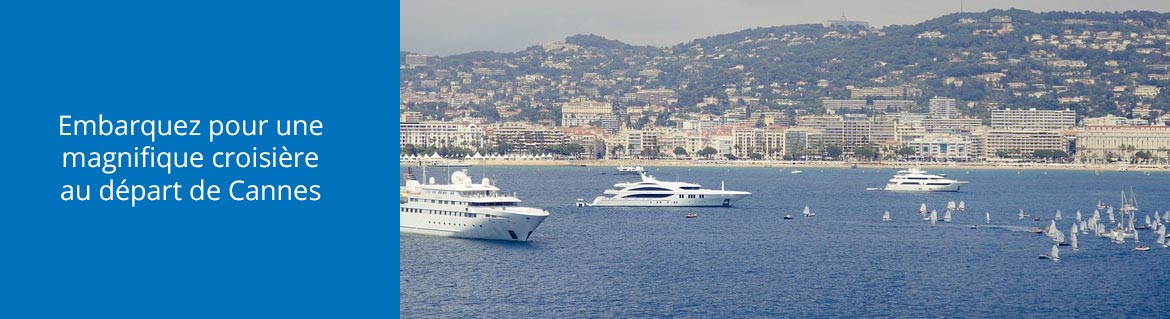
[{"x1": 401, "y1": 0, "x2": 1170, "y2": 56}]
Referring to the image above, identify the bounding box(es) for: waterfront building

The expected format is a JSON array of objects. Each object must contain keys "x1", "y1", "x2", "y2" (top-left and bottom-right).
[
  {"x1": 1076, "y1": 126, "x2": 1170, "y2": 162},
  {"x1": 991, "y1": 108, "x2": 1076, "y2": 130},
  {"x1": 400, "y1": 121, "x2": 486, "y2": 150}
]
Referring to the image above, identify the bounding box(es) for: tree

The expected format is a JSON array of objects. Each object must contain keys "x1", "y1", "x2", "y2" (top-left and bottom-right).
[
  {"x1": 854, "y1": 146, "x2": 878, "y2": 161},
  {"x1": 825, "y1": 145, "x2": 843, "y2": 159},
  {"x1": 748, "y1": 152, "x2": 764, "y2": 160},
  {"x1": 673, "y1": 146, "x2": 688, "y2": 157},
  {"x1": 698, "y1": 146, "x2": 719, "y2": 159},
  {"x1": 895, "y1": 146, "x2": 916, "y2": 157}
]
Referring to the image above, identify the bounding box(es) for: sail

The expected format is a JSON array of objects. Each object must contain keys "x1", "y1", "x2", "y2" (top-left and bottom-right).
[
  {"x1": 1146, "y1": 215, "x2": 1152, "y2": 227},
  {"x1": 986, "y1": 212, "x2": 991, "y2": 224},
  {"x1": 944, "y1": 210, "x2": 952, "y2": 222},
  {"x1": 930, "y1": 209, "x2": 938, "y2": 225},
  {"x1": 1055, "y1": 210, "x2": 1062, "y2": 221},
  {"x1": 1047, "y1": 220, "x2": 1058, "y2": 237},
  {"x1": 1076, "y1": 210, "x2": 1083, "y2": 222},
  {"x1": 803, "y1": 206, "x2": 811, "y2": 217},
  {"x1": 919, "y1": 203, "x2": 927, "y2": 214},
  {"x1": 1093, "y1": 209, "x2": 1101, "y2": 221},
  {"x1": 947, "y1": 201, "x2": 956, "y2": 210},
  {"x1": 882, "y1": 210, "x2": 891, "y2": 222},
  {"x1": 1051, "y1": 245, "x2": 1060, "y2": 260},
  {"x1": 958, "y1": 200, "x2": 965, "y2": 211},
  {"x1": 1108, "y1": 208, "x2": 1115, "y2": 223},
  {"x1": 1018, "y1": 209, "x2": 1025, "y2": 220},
  {"x1": 1071, "y1": 230, "x2": 1079, "y2": 250}
]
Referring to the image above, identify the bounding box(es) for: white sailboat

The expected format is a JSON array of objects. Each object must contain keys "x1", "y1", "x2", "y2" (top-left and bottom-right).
[
  {"x1": 1070, "y1": 227, "x2": 1079, "y2": 251},
  {"x1": 1145, "y1": 215, "x2": 1153, "y2": 229},
  {"x1": 986, "y1": 212, "x2": 991, "y2": 224},
  {"x1": 1055, "y1": 210, "x2": 1062, "y2": 221},
  {"x1": 1040, "y1": 244, "x2": 1060, "y2": 261},
  {"x1": 919, "y1": 203, "x2": 927, "y2": 216},
  {"x1": 944, "y1": 210, "x2": 952, "y2": 222},
  {"x1": 1018, "y1": 209, "x2": 1026, "y2": 220},
  {"x1": 958, "y1": 200, "x2": 965, "y2": 211},
  {"x1": 1108, "y1": 207, "x2": 1116, "y2": 223},
  {"x1": 947, "y1": 201, "x2": 957, "y2": 211},
  {"x1": 1093, "y1": 209, "x2": 1101, "y2": 222},
  {"x1": 1157, "y1": 233, "x2": 1167, "y2": 248},
  {"x1": 1075, "y1": 210, "x2": 1083, "y2": 222},
  {"x1": 882, "y1": 210, "x2": 891, "y2": 222},
  {"x1": 1046, "y1": 220, "x2": 1058, "y2": 238},
  {"x1": 930, "y1": 209, "x2": 938, "y2": 225},
  {"x1": 803, "y1": 206, "x2": 814, "y2": 217}
]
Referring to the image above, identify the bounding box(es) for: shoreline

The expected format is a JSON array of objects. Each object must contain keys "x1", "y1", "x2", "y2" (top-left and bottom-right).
[{"x1": 402, "y1": 159, "x2": 1170, "y2": 172}]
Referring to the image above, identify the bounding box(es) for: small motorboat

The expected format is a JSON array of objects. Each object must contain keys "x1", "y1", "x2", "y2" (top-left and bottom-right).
[
  {"x1": 685, "y1": 213, "x2": 699, "y2": 219},
  {"x1": 575, "y1": 199, "x2": 586, "y2": 207},
  {"x1": 783, "y1": 214, "x2": 794, "y2": 220},
  {"x1": 1135, "y1": 245, "x2": 1151, "y2": 251},
  {"x1": 1030, "y1": 228, "x2": 1045, "y2": 234},
  {"x1": 970, "y1": 225, "x2": 978, "y2": 229},
  {"x1": 790, "y1": 170, "x2": 803, "y2": 174},
  {"x1": 1033, "y1": 217, "x2": 1041, "y2": 221}
]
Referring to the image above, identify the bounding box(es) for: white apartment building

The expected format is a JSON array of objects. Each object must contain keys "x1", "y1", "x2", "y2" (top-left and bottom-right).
[
  {"x1": 908, "y1": 134, "x2": 971, "y2": 160},
  {"x1": 733, "y1": 127, "x2": 786, "y2": 158},
  {"x1": 400, "y1": 121, "x2": 486, "y2": 150},
  {"x1": 560, "y1": 99, "x2": 617, "y2": 130},
  {"x1": 990, "y1": 108, "x2": 1076, "y2": 130},
  {"x1": 928, "y1": 97, "x2": 959, "y2": 119},
  {"x1": 985, "y1": 130, "x2": 1068, "y2": 158},
  {"x1": 1076, "y1": 126, "x2": 1170, "y2": 162}
]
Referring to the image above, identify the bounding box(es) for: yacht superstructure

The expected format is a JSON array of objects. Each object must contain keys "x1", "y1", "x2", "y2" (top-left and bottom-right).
[
  {"x1": 400, "y1": 169, "x2": 549, "y2": 241},
  {"x1": 589, "y1": 172, "x2": 750, "y2": 207},
  {"x1": 615, "y1": 165, "x2": 646, "y2": 175},
  {"x1": 881, "y1": 168, "x2": 968, "y2": 192}
]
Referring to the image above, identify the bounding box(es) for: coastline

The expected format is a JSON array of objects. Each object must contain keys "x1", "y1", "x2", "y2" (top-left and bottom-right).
[{"x1": 401, "y1": 159, "x2": 1170, "y2": 172}]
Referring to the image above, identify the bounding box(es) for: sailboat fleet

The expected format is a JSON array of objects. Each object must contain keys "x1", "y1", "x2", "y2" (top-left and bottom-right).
[{"x1": 1028, "y1": 189, "x2": 1170, "y2": 259}]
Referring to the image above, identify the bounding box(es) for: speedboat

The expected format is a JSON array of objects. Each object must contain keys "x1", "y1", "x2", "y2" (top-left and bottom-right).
[
  {"x1": 587, "y1": 171, "x2": 750, "y2": 207},
  {"x1": 783, "y1": 214, "x2": 794, "y2": 220},
  {"x1": 685, "y1": 213, "x2": 699, "y2": 218},
  {"x1": 879, "y1": 168, "x2": 968, "y2": 192},
  {"x1": 615, "y1": 165, "x2": 645, "y2": 175},
  {"x1": 1135, "y1": 245, "x2": 1151, "y2": 251}
]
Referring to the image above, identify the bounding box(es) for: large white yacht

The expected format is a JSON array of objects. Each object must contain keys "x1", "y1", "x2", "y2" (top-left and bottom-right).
[
  {"x1": 881, "y1": 168, "x2": 968, "y2": 192},
  {"x1": 400, "y1": 169, "x2": 549, "y2": 241},
  {"x1": 588, "y1": 171, "x2": 750, "y2": 207}
]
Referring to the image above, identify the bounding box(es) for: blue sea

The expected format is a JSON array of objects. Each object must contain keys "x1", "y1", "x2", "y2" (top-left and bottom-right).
[{"x1": 400, "y1": 166, "x2": 1170, "y2": 318}]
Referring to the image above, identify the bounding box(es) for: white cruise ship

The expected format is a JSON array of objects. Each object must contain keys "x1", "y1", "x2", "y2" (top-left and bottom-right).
[
  {"x1": 400, "y1": 169, "x2": 549, "y2": 241},
  {"x1": 588, "y1": 172, "x2": 750, "y2": 207},
  {"x1": 881, "y1": 168, "x2": 968, "y2": 192}
]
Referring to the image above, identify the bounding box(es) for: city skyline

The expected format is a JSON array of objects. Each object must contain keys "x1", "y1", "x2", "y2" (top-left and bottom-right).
[{"x1": 402, "y1": 0, "x2": 1170, "y2": 56}]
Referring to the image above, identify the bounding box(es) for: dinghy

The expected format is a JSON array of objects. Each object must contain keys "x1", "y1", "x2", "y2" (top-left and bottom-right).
[
  {"x1": 882, "y1": 210, "x2": 891, "y2": 222},
  {"x1": 944, "y1": 210, "x2": 952, "y2": 222},
  {"x1": 1040, "y1": 244, "x2": 1060, "y2": 261},
  {"x1": 958, "y1": 200, "x2": 965, "y2": 211}
]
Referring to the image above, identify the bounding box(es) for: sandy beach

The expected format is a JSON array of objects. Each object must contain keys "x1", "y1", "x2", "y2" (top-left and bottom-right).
[{"x1": 401, "y1": 159, "x2": 1170, "y2": 172}]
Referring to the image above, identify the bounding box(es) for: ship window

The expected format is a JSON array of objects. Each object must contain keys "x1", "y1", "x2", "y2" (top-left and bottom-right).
[
  {"x1": 627, "y1": 187, "x2": 672, "y2": 192},
  {"x1": 700, "y1": 195, "x2": 705, "y2": 198},
  {"x1": 678, "y1": 194, "x2": 684, "y2": 198},
  {"x1": 623, "y1": 193, "x2": 673, "y2": 198},
  {"x1": 680, "y1": 186, "x2": 700, "y2": 190}
]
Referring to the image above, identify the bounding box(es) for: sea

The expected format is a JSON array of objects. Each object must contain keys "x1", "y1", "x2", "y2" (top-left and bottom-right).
[{"x1": 400, "y1": 166, "x2": 1170, "y2": 318}]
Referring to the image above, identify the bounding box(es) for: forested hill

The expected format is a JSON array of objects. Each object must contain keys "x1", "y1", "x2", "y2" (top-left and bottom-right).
[{"x1": 402, "y1": 9, "x2": 1170, "y2": 122}]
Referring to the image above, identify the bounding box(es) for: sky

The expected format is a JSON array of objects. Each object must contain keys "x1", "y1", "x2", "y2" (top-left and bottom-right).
[{"x1": 401, "y1": 0, "x2": 1170, "y2": 56}]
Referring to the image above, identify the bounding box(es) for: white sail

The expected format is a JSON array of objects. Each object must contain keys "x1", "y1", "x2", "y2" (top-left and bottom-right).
[
  {"x1": 1128, "y1": 214, "x2": 1136, "y2": 232},
  {"x1": 1018, "y1": 209, "x2": 1026, "y2": 220},
  {"x1": 943, "y1": 210, "x2": 952, "y2": 222},
  {"x1": 1134, "y1": 230, "x2": 1140, "y2": 242},
  {"x1": 1076, "y1": 210, "x2": 1083, "y2": 222},
  {"x1": 1146, "y1": 215, "x2": 1152, "y2": 228},
  {"x1": 919, "y1": 203, "x2": 927, "y2": 214},
  {"x1": 1051, "y1": 245, "x2": 1060, "y2": 260},
  {"x1": 986, "y1": 212, "x2": 991, "y2": 224},
  {"x1": 958, "y1": 200, "x2": 965, "y2": 211},
  {"x1": 1156, "y1": 211, "x2": 1162, "y2": 223},
  {"x1": 1093, "y1": 209, "x2": 1101, "y2": 221},
  {"x1": 930, "y1": 209, "x2": 938, "y2": 225},
  {"x1": 1071, "y1": 230, "x2": 1079, "y2": 251},
  {"x1": 1108, "y1": 207, "x2": 1115, "y2": 223},
  {"x1": 1157, "y1": 234, "x2": 1165, "y2": 246},
  {"x1": 882, "y1": 210, "x2": 891, "y2": 222},
  {"x1": 1047, "y1": 220, "x2": 1058, "y2": 238},
  {"x1": 947, "y1": 201, "x2": 956, "y2": 211},
  {"x1": 1055, "y1": 210, "x2": 1062, "y2": 221}
]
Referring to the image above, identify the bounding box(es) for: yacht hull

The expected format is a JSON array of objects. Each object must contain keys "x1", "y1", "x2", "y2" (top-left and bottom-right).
[
  {"x1": 400, "y1": 207, "x2": 547, "y2": 242},
  {"x1": 883, "y1": 183, "x2": 965, "y2": 192},
  {"x1": 590, "y1": 193, "x2": 748, "y2": 207}
]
